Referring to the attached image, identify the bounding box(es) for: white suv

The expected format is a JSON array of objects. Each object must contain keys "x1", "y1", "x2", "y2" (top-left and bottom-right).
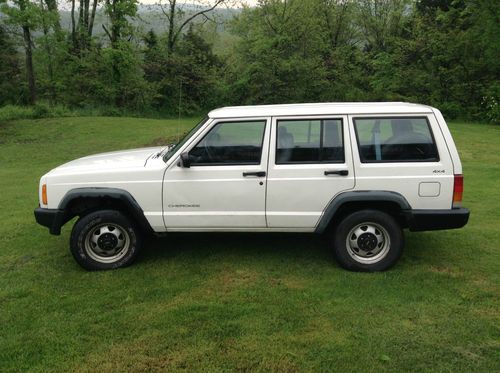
[{"x1": 34, "y1": 103, "x2": 469, "y2": 271}]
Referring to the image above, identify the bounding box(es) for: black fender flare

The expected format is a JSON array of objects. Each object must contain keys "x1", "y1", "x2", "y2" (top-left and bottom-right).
[
  {"x1": 314, "y1": 191, "x2": 411, "y2": 234},
  {"x1": 53, "y1": 187, "x2": 153, "y2": 235}
]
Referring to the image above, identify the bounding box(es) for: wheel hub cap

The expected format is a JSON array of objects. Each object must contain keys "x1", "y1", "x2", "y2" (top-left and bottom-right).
[
  {"x1": 357, "y1": 232, "x2": 378, "y2": 251},
  {"x1": 97, "y1": 233, "x2": 118, "y2": 251}
]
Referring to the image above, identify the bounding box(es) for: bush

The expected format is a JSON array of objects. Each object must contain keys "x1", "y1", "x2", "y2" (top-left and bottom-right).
[
  {"x1": 483, "y1": 96, "x2": 499, "y2": 124},
  {"x1": 100, "y1": 107, "x2": 123, "y2": 117},
  {"x1": 0, "y1": 104, "x2": 73, "y2": 122},
  {"x1": 32, "y1": 103, "x2": 50, "y2": 118},
  {"x1": 50, "y1": 105, "x2": 72, "y2": 118},
  {"x1": 439, "y1": 102, "x2": 463, "y2": 120},
  {"x1": 0, "y1": 105, "x2": 34, "y2": 122}
]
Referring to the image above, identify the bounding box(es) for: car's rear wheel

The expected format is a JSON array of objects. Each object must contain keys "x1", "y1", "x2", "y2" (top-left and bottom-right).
[
  {"x1": 333, "y1": 210, "x2": 403, "y2": 271},
  {"x1": 70, "y1": 210, "x2": 141, "y2": 270}
]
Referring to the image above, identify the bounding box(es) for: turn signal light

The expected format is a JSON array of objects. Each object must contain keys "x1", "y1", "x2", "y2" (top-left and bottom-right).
[
  {"x1": 453, "y1": 174, "x2": 463, "y2": 208},
  {"x1": 42, "y1": 184, "x2": 48, "y2": 205}
]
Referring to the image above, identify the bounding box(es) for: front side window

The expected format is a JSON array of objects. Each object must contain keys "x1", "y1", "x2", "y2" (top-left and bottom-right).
[
  {"x1": 276, "y1": 119, "x2": 344, "y2": 164},
  {"x1": 354, "y1": 117, "x2": 439, "y2": 162},
  {"x1": 189, "y1": 120, "x2": 266, "y2": 165},
  {"x1": 163, "y1": 117, "x2": 209, "y2": 161}
]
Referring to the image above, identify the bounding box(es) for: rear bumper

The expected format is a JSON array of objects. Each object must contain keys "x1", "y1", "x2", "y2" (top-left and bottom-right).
[
  {"x1": 34, "y1": 207, "x2": 65, "y2": 235},
  {"x1": 406, "y1": 208, "x2": 470, "y2": 232}
]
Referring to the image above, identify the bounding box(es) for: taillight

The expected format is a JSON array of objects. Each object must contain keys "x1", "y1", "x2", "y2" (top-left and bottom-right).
[
  {"x1": 453, "y1": 174, "x2": 463, "y2": 208},
  {"x1": 42, "y1": 184, "x2": 48, "y2": 205}
]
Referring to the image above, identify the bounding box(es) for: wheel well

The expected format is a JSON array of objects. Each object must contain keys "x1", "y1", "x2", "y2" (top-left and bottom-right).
[
  {"x1": 326, "y1": 201, "x2": 408, "y2": 233},
  {"x1": 64, "y1": 196, "x2": 152, "y2": 234}
]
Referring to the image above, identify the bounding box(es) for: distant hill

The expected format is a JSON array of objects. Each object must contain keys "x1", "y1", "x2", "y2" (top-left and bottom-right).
[
  {"x1": 1, "y1": 3, "x2": 241, "y2": 54},
  {"x1": 58, "y1": 4, "x2": 241, "y2": 40}
]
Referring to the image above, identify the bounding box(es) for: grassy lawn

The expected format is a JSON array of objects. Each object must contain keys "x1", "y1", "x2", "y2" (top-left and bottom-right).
[{"x1": 0, "y1": 117, "x2": 499, "y2": 372}]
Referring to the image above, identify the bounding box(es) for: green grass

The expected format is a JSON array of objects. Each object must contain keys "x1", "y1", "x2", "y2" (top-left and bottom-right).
[{"x1": 0, "y1": 117, "x2": 499, "y2": 372}]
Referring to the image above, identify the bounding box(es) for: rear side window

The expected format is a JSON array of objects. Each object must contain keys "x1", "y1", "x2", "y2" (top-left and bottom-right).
[
  {"x1": 189, "y1": 120, "x2": 266, "y2": 165},
  {"x1": 276, "y1": 119, "x2": 344, "y2": 164},
  {"x1": 353, "y1": 117, "x2": 439, "y2": 162}
]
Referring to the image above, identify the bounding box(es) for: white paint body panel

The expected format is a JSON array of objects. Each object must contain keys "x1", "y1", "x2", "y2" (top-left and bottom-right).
[
  {"x1": 162, "y1": 117, "x2": 270, "y2": 229},
  {"x1": 37, "y1": 102, "x2": 463, "y2": 233},
  {"x1": 266, "y1": 115, "x2": 355, "y2": 228},
  {"x1": 208, "y1": 102, "x2": 434, "y2": 118},
  {"x1": 41, "y1": 147, "x2": 168, "y2": 231},
  {"x1": 348, "y1": 113, "x2": 455, "y2": 210}
]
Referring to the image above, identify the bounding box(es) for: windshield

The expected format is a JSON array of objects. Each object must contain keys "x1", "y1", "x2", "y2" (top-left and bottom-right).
[{"x1": 163, "y1": 117, "x2": 209, "y2": 162}]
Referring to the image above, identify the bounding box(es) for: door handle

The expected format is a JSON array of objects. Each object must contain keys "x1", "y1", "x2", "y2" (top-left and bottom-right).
[
  {"x1": 243, "y1": 171, "x2": 266, "y2": 177},
  {"x1": 324, "y1": 170, "x2": 349, "y2": 176}
]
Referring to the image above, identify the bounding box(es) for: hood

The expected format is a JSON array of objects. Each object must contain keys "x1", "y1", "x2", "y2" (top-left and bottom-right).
[{"x1": 48, "y1": 147, "x2": 164, "y2": 174}]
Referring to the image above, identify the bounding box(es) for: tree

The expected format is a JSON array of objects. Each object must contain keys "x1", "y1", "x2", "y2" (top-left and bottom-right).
[
  {"x1": 42, "y1": 0, "x2": 61, "y2": 33},
  {"x1": 0, "y1": 0, "x2": 496, "y2": 122},
  {"x1": 319, "y1": 0, "x2": 357, "y2": 50},
  {"x1": 142, "y1": 29, "x2": 163, "y2": 83},
  {"x1": 227, "y1": 0, "x2": 328, "y2": 104},
  {"x1": 175, "y1": 25, "x2": 222, "y2": 111},
  {"x1": 355, "y1": 0, "x2": 410, "y2": 53},
  {"x1": 158, "y1": 0, "x2": 231, "y2": 53},
  {"x1": 0, "y1": 24, "x2": 22, "y2": 105},
  {"x1": 1, "y1": 0, "x2": 43, "y2": 104},
  {"x1": 100, "y1": 0, "x2": 141, "y2": 107},
  {"x1": 38, "y1": 0, "x2": 60, "y2": 104},
  {"x1": 70, "y1": 0, "x2": 100, "y2": 51},
  {"x1": 102, "y1": 0, "x2": 138, "y2": 46},
  {"x1": 413, "y1": 0, "x2": 500, "y2": 119},
  {"x1": 141, "y1": 24, "x2": 222, "y2": 113}
]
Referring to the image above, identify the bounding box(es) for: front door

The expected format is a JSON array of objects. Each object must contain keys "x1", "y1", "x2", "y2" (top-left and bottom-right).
[
  {"x1": 163, "y1": 118, "x2": 270, "y2": 229},
  {"x1": 266, "y1": 115, "x2": 355, "y2": 228}
]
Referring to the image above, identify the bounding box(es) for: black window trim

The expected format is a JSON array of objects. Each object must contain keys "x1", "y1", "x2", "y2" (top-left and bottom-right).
[
  {"x1": 353, "y1": 115, "x2": 440, "y2": 164},
  {"x1": 188, "y1": 118, "x2": 268, "y2": 167},
  {"x1": 275, "y1": 117, "x2": 345, "y2": 165}
]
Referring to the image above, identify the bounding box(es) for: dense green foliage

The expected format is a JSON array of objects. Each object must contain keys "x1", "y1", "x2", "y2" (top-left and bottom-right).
[
  {"x1": 0, "y1": 0, "x2": 498, "y2": 121},
  {"x1": 0, "y1": 116, "x2": 498, "y2": 371},
  {"x1": 0, "y1": 24, "x2": 22, "y2": 105},
  {"x1": 0, "y1": 103, "x2": 71, "y2": 122}
]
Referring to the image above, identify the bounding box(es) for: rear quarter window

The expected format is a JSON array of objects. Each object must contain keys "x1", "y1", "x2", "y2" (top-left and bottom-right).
[{"x1": 353, "y1": 117, "x2": 439, "y2": 163}]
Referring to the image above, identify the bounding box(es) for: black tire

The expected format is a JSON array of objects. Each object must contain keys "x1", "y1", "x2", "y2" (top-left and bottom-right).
[
  {"x1": 70, "y1": 210, "x2": 142, "y2": 270},
  {"x1": 333, "y1": 209, "x2": 403, "y2": 272}
]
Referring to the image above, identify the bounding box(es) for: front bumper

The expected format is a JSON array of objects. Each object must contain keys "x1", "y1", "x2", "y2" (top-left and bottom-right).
[
  {"x1": 406, "y1": 208, "x2": 470, "y2": 232},
  {"x1": 34, "y1": 207, "x2": 66, "y2": 235}
]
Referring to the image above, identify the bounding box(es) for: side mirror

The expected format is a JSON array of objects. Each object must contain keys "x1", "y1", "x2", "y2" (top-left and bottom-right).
[{"x1": 179, "y1": 152, "x2": 191, "y2": 168}]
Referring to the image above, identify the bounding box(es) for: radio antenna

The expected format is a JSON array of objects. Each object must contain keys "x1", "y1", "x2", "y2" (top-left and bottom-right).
[{"x1": 177, "y1": 79, "x2": 182, "y2": 142}]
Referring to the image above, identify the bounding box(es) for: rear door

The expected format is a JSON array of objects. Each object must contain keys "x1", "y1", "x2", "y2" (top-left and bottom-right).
[
  {"x1": 266, "y1": 115, "x2": 355, "y2": 228},
  {"x1": 163, "y1": 118, "x2": 270, "y2": 229},
  {"x1": 350, "y1": 114, "x2": 453, "y2": 209}
]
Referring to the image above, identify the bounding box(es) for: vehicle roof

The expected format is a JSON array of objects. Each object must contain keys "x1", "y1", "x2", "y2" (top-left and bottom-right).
[{"x1": 208, "y1": 102, "x2": 435, "y2": 118}]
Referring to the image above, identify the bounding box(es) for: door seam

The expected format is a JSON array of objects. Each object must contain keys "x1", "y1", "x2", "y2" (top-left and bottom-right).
[{"x1": 264, "y1": 116, "x2": 273, "y2": 228}]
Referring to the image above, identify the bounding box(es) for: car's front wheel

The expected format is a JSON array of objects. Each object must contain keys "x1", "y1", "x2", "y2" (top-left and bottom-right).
[
  {"x1": 70, "y1": 210, "x2": 142, "y2": 270},
  {"x1": 333, "y1": 209, "x2": 403, "y2": 271}
]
